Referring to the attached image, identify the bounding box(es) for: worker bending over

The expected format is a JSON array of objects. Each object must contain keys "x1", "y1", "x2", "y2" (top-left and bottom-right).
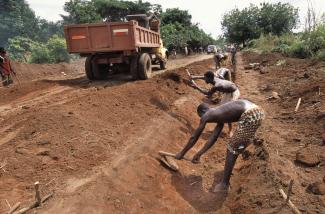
[
  {"x1": 175, "y1": 100, "x2": 265, "y2": 192},
  {"x1": 188, "y1": 70, "x2": 240, "y2": 136}
]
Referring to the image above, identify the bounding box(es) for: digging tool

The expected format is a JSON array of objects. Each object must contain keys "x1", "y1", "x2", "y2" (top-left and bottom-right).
[
  {"x1": 158, "y1": 151, "x2": 192, "y2": 171},
  {"x1": 159, "y1": 151, "x2": 192, "y2": 161}
]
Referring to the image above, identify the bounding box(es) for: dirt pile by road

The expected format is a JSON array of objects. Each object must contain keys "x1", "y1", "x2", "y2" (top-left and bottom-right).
[
  {"x1": 0, "y1": 53, "x2": 324, "y2": 213},
  {"x1": 240, "y1": 51, "x2": 325, "y2": 213}
]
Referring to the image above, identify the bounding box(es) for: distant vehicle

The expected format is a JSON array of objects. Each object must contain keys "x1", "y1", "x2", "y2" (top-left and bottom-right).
[
  {"x1": 207, "y1": 45, "x2": 217, "y2": 54},
  {"x1": 64, "y1": 14, "x2": 168, "y2": 80}
]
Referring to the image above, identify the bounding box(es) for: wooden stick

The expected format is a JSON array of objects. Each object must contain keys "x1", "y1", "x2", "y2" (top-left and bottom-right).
[
  {"x1": 13, "y1": 202, "x2": 37, "y2": 214},
  {"x1": 158, "y1": 151, "x2": 192, "y2": 161},
  {"x1": 5, "y1": 199, "x2": 11, "y2": 209},
  {"x1": 41, "y1": 193, "x2": 53, "y2": 203},
  {"x1": 279, "y1": 189, "x2": 302, "y2": 214},
  {"x1": 286, "y1": 180, "x2": 294, "y2": 203},
  {"x1": 294, "y1": 98, "x2": 301, "y2": 112},
  {"x1": 8, "y1": 202, "x2": 20, "y2": 214},
  {"x1": 34, "y1": 182, "x2": 41, "y2": 206},
  {"x1": 185, "y1": 69, "x2": 191, "y2": 77}
]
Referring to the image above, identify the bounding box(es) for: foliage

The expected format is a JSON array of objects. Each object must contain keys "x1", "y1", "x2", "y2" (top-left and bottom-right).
[
  {"x1": 259, "y1": 2, "x2": 299, "y2": 36},
  {"x1": 222, "y1": 3, "x2": 299, "y2": 46},
  {"x1": 222, "y1": 5, "x2": 260, "y2": 46},
  {"x1": 7, "y1": 36, "x2": 35, "y2": 62},
  {"x1": 92, "y1": 0, "x2": 158, "y2": 22},
  {"x1": 61, "y1": 0, "x2": 102, "y2": 24},
  {"x1": 161, "y1": 8, "x2": 192, "y2": 26},
  {"x1": 29, "y1": 43, "x2": 52, "y2": 64},
  {"x1": 247, "y1": 24, "x2": 325, "y2": 61},
  {"x1": 316, "y1": 49, "x2": 325, "y2": 60},
  {"x1": 0, "y1": 0, "x2": 39, "y2": 47},
  {"x1": 47, "y1": 35, "x2": 70, "y2": 63}
]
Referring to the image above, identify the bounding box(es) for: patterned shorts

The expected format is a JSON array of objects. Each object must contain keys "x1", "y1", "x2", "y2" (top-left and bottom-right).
[{"x1": 227, "y1": 106, "x2": 265, "y2": 154}]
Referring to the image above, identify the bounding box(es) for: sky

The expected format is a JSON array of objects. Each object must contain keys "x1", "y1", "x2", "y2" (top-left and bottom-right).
[{"x1": 27, "y1": 0, "x2": 325, "y2": 38}]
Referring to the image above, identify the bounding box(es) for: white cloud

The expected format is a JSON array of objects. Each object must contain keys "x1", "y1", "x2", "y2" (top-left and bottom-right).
[{"x1": 27, "y1": 0, "x2": 325, "y2": 37}]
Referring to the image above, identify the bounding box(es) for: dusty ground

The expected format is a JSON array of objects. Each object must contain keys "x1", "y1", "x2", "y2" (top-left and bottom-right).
[{"x1": 0, "y1": 52, "x2": 324, "y2": 213}]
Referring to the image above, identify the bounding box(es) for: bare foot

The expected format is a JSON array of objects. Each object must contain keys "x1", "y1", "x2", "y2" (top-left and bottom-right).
[{"x1": 213, "y1": 183, "x2": 229, "y2": 193}]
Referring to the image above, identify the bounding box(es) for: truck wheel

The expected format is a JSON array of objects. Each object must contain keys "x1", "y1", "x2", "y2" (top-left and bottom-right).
[
  {"x1": 138, "y1": 53, "x2": 152, "y2": 80},
  {"x1": 130, "y1": 56, "x2": 139, "y2": 80},
  {"x1": 92, "y1": 56, "x2": 108, "y2": 80},
  {"x1": 160, "y1": 60, "x2": 167, "y2": 70},
  {"x1": 85, "y1": 56, "x2": 95, "y2": 80}
]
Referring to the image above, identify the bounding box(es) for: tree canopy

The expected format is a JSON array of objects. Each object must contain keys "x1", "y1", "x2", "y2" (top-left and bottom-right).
[{"x1": 222, "y1": 3, "x2": 299, "y2": 46}]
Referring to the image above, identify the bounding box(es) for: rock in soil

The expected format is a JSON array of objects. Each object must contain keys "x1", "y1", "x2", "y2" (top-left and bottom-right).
[
  {"x1": 307, "y1": 182, "x2": 325, "y2": 195},
  {"x1": 295, "y1": 147, "x2": 320, "y2": 167}
]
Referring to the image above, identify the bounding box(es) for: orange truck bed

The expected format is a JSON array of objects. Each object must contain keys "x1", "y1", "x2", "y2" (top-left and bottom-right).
[{"x1": 64, "y1": 20, "x2": 161, "y2": 54}]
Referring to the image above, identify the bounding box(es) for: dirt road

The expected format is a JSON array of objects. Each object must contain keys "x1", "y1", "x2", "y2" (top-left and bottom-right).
[{"x1": 0, "y1": 53, "x2": 324, "y2": 213}]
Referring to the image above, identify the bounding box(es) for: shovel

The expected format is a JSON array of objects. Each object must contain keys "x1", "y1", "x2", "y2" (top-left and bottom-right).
[{"x1": 158, "y1": 151, "x2": 192, "y2": 171}]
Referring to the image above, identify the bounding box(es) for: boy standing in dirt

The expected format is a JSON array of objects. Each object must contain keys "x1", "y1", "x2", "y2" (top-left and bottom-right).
[
  {"x1": 0, "y1": 47, "x2": 15, "y2": 86},
  {"x1": 175, "y1": 99, "x2": 265, "y2": 192}
]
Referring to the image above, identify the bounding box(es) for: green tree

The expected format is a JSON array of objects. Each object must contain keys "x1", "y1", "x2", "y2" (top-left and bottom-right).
[
  {"x1": 0, "y1": 0, "x2": 40, "y2": 47},
  {"x1": 259, "y1": 2, "x2": 299, "y2": 35},
  {"x1": 93, "y1": 0, "x2": 158, "y2": 22},
  {"x1": 222, "y1": 5, "x2": 260, "y2": 46},
  {"x1": 61, "y1": 0, "x2": 102, "y2": 24},
  {"x1": 161, "y1": 8, "x2": 192, "y2": 27}
]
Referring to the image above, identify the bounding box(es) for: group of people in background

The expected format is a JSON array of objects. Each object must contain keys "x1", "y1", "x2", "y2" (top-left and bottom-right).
[{"x1": 0, "y1": 47, "x2": 15, "y2": 87}]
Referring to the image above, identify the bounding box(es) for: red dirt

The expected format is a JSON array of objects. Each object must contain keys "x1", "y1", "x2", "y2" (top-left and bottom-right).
[{"x1": 0, "y1": 53, "x2": 324, "y2": 213}]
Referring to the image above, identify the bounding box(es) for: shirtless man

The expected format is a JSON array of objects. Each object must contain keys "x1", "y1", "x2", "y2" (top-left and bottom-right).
[
  {"x1": 214, "y1": 50, "x2": 227, "y2": 69},
  {"x1": 188, "y1": 70, "x2": 240, "y2": 136},
  {"x1": 175, "y1": 100, "x2": 265, "y2": 192},
  {"x1": 190, "y1": 67, "x2": 232, "y2": 81}
]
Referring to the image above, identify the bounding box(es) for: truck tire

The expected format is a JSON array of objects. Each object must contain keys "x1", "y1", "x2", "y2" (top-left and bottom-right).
[
  {"x1": 130, "y1": 56, "x2": 139, "y2": 80},
  {"x1": 160, "y1": 60, "x2": 167, "y2": 70},
  {"x1": 85, "y1": 56, "x2": 95, "y2": 80},
  {"x1": 138, "y1": 53, "x2": 152, "y2": 80},
  {"x1": 92, "y1": 57, "x2": 107, "y2": 80}
]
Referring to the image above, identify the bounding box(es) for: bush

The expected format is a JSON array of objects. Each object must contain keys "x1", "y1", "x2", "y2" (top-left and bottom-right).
[
  {"x1": 316, "y1": 49, "x2": 325, "y2": 61},
  {"x1": 272, "y1": 44, "x2": 290, "y2": 55},
  {"x1": 7, "y1": 37, "x2": 35, "y2": 62},
  {"x1": 47, "y1": 35, "x2": 70, "y2": 63},
  {"x1": 304, "y1": 24, "x2": 325, "y2": 56},
  {"x1": 29, "y1": 43, "x2": 52, "y2": 64},
  {"x1": 287, "y1": 40, "x2": 309, "y2": 58},
  {"x1": 28, "y1": 35, "x2": 70, "y2": 64}
]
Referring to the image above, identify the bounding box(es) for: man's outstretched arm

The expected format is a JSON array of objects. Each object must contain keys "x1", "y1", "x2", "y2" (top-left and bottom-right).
[
  {"x1": 190, "y1": 80, "x2": 210, "y2": 95},
  {"x1": 175, "y1": 119, "x2": 207, "y2": 159},
  {"x1": 192, "y1": 123, "x2": 224, "y2": 163}
]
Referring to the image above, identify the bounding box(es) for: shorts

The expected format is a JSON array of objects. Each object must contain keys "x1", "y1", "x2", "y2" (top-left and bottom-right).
[
  {"x1": 220, "y1": 89, "x2": 240, "y2": 104},
  {"x1": 227, "y1": 106, "x2": 265, "y2": 154}
]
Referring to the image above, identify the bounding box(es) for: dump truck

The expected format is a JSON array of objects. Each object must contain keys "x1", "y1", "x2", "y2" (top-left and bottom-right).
[{"x1": 64, "y1": 14, "x2": 168, "y2": 80}]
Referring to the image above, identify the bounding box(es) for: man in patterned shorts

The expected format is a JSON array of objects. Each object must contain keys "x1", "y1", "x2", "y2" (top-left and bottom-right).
[{"x1": 175, "y1": 99, "x2": 265, "y2": 192}]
